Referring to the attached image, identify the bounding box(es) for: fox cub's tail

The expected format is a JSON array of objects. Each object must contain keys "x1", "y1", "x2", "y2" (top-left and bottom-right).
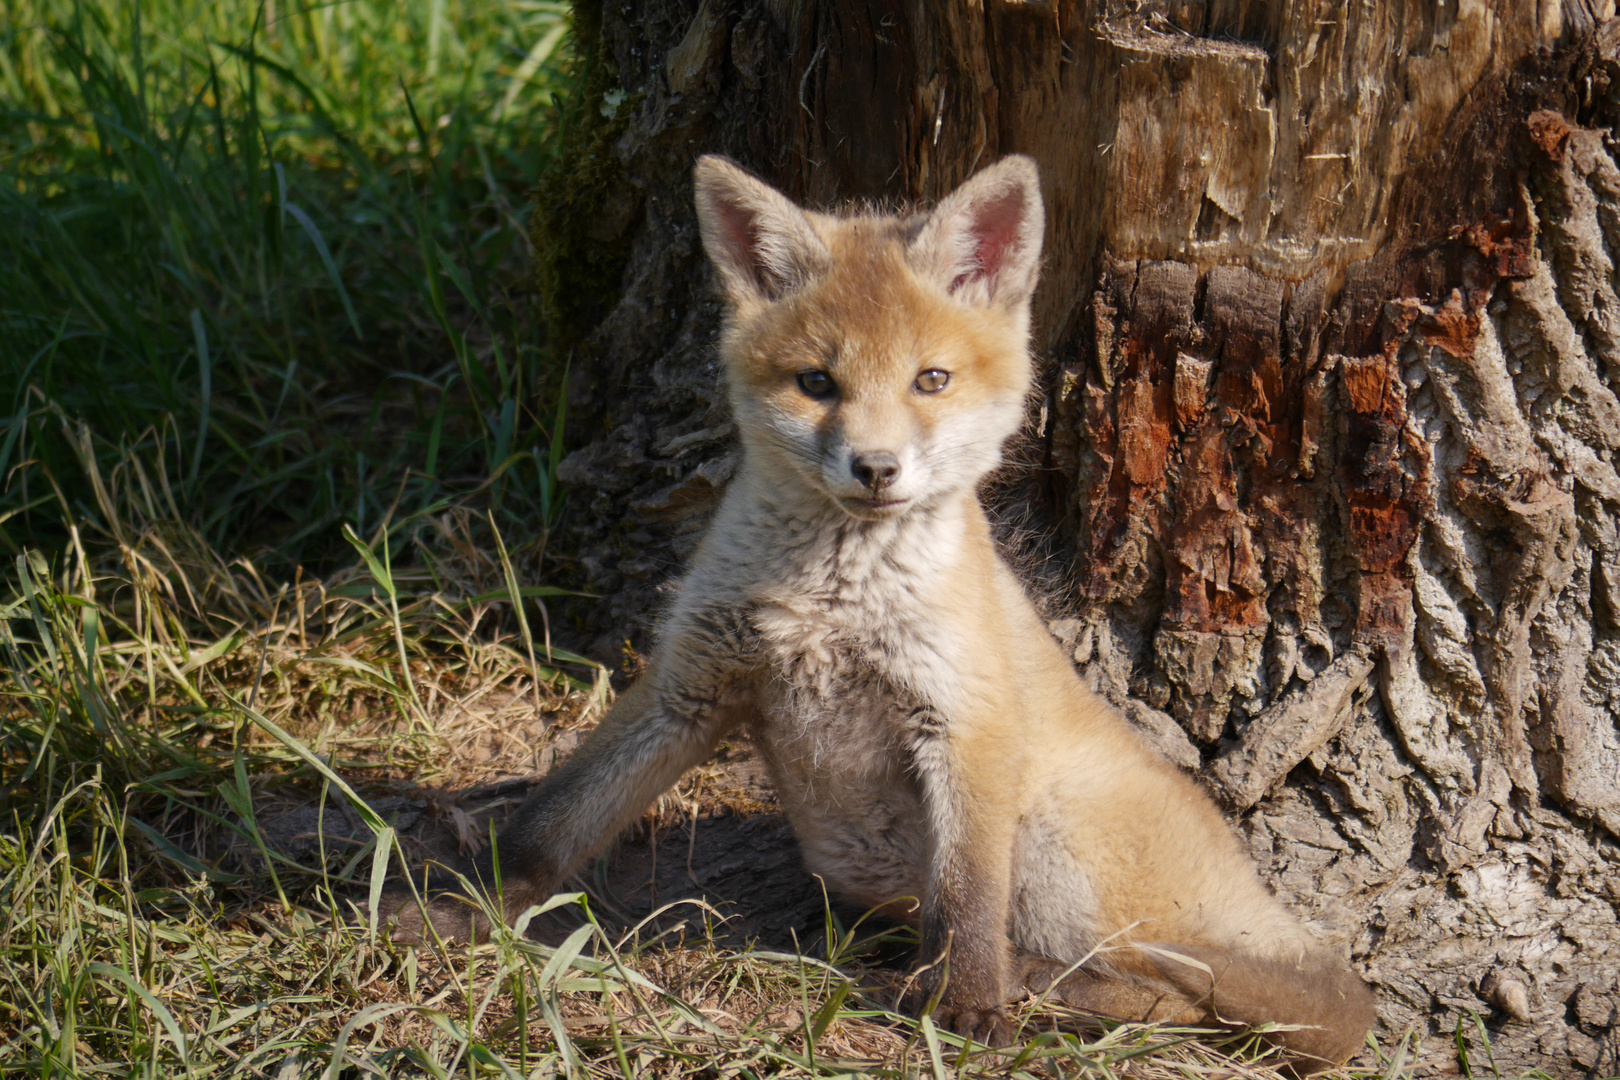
[
  {"x1": 1018, "y1": 942, "x2": 1373, "y2": 1073},
  {"x1": 1144, "y1": 943, "x2": 1376, "y2": 1072}
]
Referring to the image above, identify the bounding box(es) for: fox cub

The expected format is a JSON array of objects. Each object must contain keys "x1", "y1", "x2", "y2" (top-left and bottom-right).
[{"x1": 391, "y1": 155, "x2": 1375, "y2": 1071}]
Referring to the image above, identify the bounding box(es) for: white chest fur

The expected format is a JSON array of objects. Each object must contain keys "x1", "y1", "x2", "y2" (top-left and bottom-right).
[
  {"x1": 740, "y1": 497, "x2": 968, "y2": 709},
  {"x1": 700, "y1": 496, "x2": 974, "y2": 905}
]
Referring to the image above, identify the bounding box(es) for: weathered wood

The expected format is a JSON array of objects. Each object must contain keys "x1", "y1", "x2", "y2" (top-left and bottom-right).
[
  {"x1": 545, "y1": 2, "x2": 1620, "y2": 1072},
  {"x1": 1209, "y1": 648, "x2": 1374, "y2": 810}
]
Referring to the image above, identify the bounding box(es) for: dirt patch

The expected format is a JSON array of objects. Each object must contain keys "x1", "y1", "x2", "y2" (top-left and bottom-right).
[{"x1": 402, "y1": 738, "x2": 848, "y2": 953}]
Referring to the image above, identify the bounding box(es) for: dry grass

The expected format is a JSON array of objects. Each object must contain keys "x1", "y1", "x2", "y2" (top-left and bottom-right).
[{"x1": 0, "y1": 445, "x2": 1445, "y2": 1080}]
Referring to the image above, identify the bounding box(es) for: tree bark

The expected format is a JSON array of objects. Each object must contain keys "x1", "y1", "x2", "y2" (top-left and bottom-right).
[{"x1": 546, "y1": 1, "x2": 1620, "y2": 1072}]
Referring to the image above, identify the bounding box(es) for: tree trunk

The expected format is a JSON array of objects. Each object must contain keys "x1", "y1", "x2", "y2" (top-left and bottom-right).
[{"x1": 546, "y1": 1, "x2": 1620, "y2": 1072}]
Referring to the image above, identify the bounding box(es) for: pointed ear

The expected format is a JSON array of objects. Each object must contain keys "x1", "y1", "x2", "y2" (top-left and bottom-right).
[
  {"x1": 908, "y1": 155, "x2": 1044, "y2": 312},
  {"x1": 693, "y1": 156, "x2": 830, "y2": 305}
]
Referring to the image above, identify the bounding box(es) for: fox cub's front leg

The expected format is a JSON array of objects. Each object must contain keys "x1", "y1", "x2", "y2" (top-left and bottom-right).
[
  {"x1": 907, "y1": 705, "x2": 1022, "y2": 1045},
  {"x1": 387, "y1": 606, "x2": 760, "y2": 942}
]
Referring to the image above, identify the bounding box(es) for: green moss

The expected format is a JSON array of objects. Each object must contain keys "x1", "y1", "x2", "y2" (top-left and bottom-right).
[{"x1": 530, "y1": 0, "x2": 643, "y2": 350}]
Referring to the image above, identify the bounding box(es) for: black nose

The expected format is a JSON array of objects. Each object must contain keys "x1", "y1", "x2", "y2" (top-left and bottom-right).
[{"x1": 851, "y1": 452, "x2": 899, "y2": 491}]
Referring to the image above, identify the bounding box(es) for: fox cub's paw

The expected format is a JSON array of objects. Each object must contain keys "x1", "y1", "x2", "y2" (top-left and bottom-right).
[
  {"x1": 379, "y1": 862, "x2": 549, "y2": 945},
  {"x1": 381, "y1": 884, "x2": 501, "y2": 944},
  {"x1": 900, "y1": 979, "x2": 1016, "y2": 1047},
  {"x1": 930, "y1": 1003, "x2": 1014, "y2": 1048}
]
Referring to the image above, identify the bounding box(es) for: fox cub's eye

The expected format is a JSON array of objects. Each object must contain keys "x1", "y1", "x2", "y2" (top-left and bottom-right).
[
  {"x1": 796, "y1": 370, "x2": 837, "y2": 399},
  {"x1": 915, "y1": 369, "x2": 950, "y2": 394}
]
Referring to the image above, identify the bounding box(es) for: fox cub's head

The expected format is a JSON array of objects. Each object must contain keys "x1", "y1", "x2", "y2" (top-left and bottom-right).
[{"x1": 693, "y1": 156, "x2": 1043, "y2": 521}]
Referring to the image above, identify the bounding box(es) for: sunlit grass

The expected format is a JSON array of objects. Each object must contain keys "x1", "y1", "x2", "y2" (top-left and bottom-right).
[{"x1": 0, "y1": 457, "x2": 1373, "y2": 1079}]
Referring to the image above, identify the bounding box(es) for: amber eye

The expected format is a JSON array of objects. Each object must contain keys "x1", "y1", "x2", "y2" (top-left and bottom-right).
[
  {"x1": 915, "y1": 369, "x2": 950, "y2": 394},
  {"x1": 796, "y1": 370, "x2": 837, "y2": 399}
]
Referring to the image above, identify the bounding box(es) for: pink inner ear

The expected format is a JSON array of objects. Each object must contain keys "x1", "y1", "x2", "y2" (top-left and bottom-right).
[
  {"x1": 950, "y1": 185, "x2": 1027, "y2": 295},
  {"x1": 716, "y1": 196, "x2": 764, "y2": 278}
]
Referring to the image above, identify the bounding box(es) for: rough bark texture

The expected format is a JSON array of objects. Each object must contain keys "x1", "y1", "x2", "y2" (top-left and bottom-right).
[{"x1": 545, "y1": 2, "x2": 1620, "y2": 1073}]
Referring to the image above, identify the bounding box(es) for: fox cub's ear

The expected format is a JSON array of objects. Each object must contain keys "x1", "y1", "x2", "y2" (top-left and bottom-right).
[
  {"x1": 909, "y1": 156, "x2": 1044, "y2": 313},
  {"x1": 694, "y1": 156, "x2": 830, "y2": 306}
]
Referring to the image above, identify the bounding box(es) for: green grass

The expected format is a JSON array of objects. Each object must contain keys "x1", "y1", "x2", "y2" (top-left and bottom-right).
[
  {"x1": 1, "y1": 0, "x2": 572, "y2": 570},
  {"x1": 0, "y1": 479, "x2": 1363, "y2": 1079}
]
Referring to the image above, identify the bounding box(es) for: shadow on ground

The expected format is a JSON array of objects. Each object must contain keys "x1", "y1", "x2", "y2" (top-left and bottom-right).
[{"x1": 247, "y1": 734, "x2": 876, "y2": 957}]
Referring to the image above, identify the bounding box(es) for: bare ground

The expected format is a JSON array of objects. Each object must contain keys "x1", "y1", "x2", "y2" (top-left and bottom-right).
[{"x1": 247, "y1": 685, "x2": 854, "y2": 959}]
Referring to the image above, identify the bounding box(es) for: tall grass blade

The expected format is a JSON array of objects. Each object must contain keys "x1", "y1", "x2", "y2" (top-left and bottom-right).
[
  {"x1": 188, "y1": 309, "x2": 212, "y2": 489},
  {"x1": 239, "y1": 700, "x2": 386, "y2": 833},
  {"x1": 497, "y1": 20, "x2": 570, "y2": 121},
  {"x1": 280, "y1": 200, "x2": 363, "y2": 340},
  {"x1": 367, "y1": 824, "x2": 395, "y2": 942},
  {"x1": 88, "y1": 961, "x2": 192, "y2": 1072}
]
